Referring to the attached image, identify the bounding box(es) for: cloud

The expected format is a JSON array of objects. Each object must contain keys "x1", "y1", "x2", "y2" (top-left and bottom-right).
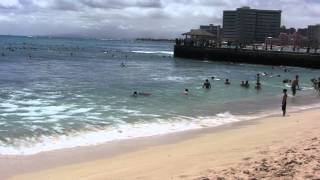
[
  {"x1": 81, "y1": 0, "x2": 162, "y2": 9},
  {"x1": 0, "y1": 0, "x2": 21, "y2": 9},
  {"x1": 0, "y1": 0, "x2": 319, "y2": 38}
]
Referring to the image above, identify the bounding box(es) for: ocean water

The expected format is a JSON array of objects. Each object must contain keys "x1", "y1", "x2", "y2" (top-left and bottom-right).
[{"x1": 0, "y1": 36, "x2": 320, "y2": 155}]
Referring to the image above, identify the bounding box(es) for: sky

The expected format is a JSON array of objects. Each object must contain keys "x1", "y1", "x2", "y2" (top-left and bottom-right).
[{"x1": 0, "y1": 0, "x2": 319, "y2": 38}]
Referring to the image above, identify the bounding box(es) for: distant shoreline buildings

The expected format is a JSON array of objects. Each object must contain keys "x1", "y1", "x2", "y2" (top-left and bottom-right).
[{"x1": 182, "y1": 6, "x2": 319, "y2": 51}]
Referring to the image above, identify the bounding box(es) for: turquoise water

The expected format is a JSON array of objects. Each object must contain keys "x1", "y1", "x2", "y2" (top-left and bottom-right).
[{"x1": 0, "y1": 36, "x2": 319, "y2": 155}]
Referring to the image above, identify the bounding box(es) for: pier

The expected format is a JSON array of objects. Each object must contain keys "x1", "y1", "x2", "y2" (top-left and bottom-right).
[{"x1": 174, "y1": 45, "x2": 320, "y2": 68}]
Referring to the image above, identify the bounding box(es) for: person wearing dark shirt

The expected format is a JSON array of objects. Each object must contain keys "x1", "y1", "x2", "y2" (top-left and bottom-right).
[
  {"x1": 202, "y1": 79, "x2": 211, "y2": 89},
  {"x1": 225, "y1": 79, "x2": 231, "y2": 85},
  {"x1": 282, "y1": 89, "x2": 288, "y2": 116},
  {"x1": 291, "y1": 75, "x2": 300, "y2": 96}
]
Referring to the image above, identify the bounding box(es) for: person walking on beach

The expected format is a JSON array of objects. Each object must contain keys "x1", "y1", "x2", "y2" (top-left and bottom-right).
[
  {"x1": 203, "y1": 79, "x2": 211, "y2": 89},
  {"x1": 291, "y1": 75, "x2": 300, "y2": 96},
  {"x1": 282, "y1": 89, "x2": 288, "y2": 116}
]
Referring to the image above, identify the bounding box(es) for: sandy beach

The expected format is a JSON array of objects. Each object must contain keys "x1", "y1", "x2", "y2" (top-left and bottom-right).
[{"x1": 3, "y1": 108, "x2": 320, "y2": 180}]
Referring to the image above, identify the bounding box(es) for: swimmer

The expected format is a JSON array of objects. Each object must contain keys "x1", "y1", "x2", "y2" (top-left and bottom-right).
[
  {"x1": 311, "y1": 78, "x2": 318, "y2": 90},
  {"x1": 244, "y1": 80, "x2": 250, "y2": 88},
  {"x1": 255, "y1": 82, "x2": 261, "y2": 90},
  {"x1": 202, "y1": 79, "x2": 211, "y2": 89},
  {"x1": 132, "y1": 91, "x2": 138, "y2": 97},
  {"x1": 225, "y1": 79, "x2": 231, "y2": 85},
  {"x1": 184, "y1": 89, "x2": 189, "y2": 95},
  {"x1": 121, "y1": 62, "x2": 126, "y2": 67},
  {"x1": 283, "y1": 79, "x2": 291, "y2": 84},
  {"x1": 131, "y1": 91, "x2": 152, "y2": 97},
  {"x1": 291, "y1": 75, "x2": 300, "y2": 96},
  {"x1": 256, "y1": 73, "x2": 260, "y2": 84}
]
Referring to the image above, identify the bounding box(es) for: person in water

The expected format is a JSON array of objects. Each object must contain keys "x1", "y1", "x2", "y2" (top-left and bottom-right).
[
  {"x1": 256, "y1": 73, "x2": 261, "y2": 84},
  {"x1": 132, "y1": 91, "x2": 151, "y2": 97},
  {"x1": 291, "y1": 75, "x2": 300, "y2": 96},
  {"x1": 255, "y1": 82, "x2": 261, "y2": 90},
  {"x1": 121, "y1": 62, "x2": 126, "y2": 67},
  {"x1": 184, "y1": 89, "x2": 189, "y2": 95},
  {"x1": 132, "y1": 91, "x2": 138, "y2": 97},
  {"x1": 282, "y1": 89, "x2": 288, "y2": 116},
  {"x1": 244, "y1": 80, "x2": 250, "y2": 88},
  {"x1": 283, "y1": 79, "x2": 292, "y2": 84},
  {"x1": 203, "y1": 79, "x2": 211, "y2": 89},
  {"x1": 225, "y1": 79, "x2": 231, "y2": 85}
]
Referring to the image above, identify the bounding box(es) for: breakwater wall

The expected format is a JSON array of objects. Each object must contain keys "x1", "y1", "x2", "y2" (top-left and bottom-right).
[{"x1": 174, "y1": 46, "x2": 320, "y2": 68}]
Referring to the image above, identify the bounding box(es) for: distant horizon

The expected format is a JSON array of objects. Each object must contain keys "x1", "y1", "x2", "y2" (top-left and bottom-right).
[
  {"x1": 0, "y1": 0, "x2": 319, "y2": 38},
  {"x1": 0, "y1": 34, "x2": 177, "y2": 40}
]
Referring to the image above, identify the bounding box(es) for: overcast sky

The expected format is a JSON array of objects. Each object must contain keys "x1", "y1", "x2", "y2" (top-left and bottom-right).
[{"x1": 0, "y1": 0, "x2": 319, "y2": 38}]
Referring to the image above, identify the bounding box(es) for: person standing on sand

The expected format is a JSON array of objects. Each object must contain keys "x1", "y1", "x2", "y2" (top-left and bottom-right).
[
  {"x1": 317, "y1": 77, "x2": 320, "y2": 94},
  {"x1": 291, "y1": 75, "x2": 300, "y2": 96},
  {"x1": 282, "y1": 89, "x2": 288, "y2": 116}
]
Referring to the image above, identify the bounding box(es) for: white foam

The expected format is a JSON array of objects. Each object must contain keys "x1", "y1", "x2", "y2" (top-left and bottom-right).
[
  {"x1": 0, "y1": 103, "x2": 19, "y2": 112},
  {"x1": 132, "y1": 50, "x2": 173, "y2": 55},
  {"x1": 2, "y1": 102, "x2": 320, "y2": 156},
  {"x1": 152, "y1": 76, "x2": 193, "y2": 82},
  {"x1": 67, "y1": 108, "x2": 93, "y2": 115},
  {"x1": 0, "y1": 111, "x2": 253, "y2": 156}
]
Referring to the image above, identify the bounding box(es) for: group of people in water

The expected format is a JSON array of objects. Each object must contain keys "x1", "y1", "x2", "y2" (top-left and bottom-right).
[
  {"x1": 131, "y1": 66, "x2": 320, "y2": 118},
  {"x1": 201, "y1": 74, "x2": 262, "y2": 91}
]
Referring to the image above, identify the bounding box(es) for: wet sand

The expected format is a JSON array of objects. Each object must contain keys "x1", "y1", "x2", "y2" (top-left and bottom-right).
[{"x1": 3, "y1": 108, "x2": 320, "y2": 180}]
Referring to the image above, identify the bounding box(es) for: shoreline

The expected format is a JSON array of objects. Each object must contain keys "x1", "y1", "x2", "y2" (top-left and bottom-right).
[
  {"x1": 1, "y1": 107, "x2": 320, "y2": 179},
  {"x1": 2, "y1": 95, "x2": 320, "y2": 156}
]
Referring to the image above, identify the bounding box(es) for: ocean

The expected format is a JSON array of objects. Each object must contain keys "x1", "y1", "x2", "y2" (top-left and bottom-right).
[{"x1": 0, "y1": 35, "x2": 319, "y2": 155}]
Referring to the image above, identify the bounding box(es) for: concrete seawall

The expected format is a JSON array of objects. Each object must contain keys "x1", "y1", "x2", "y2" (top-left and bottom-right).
[{"x1": 174, "y1": 46, "x2": 320, "y2": 68}]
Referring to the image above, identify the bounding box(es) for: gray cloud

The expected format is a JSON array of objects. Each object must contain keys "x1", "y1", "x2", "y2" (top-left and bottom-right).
[{"x1": 0, "y1": 0, "x2": 319, "y2": 38}]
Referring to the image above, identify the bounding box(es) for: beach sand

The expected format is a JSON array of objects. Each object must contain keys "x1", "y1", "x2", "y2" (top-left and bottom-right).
[{"x1": 6, "y1": 109, "x2": 320, "y2": 180}]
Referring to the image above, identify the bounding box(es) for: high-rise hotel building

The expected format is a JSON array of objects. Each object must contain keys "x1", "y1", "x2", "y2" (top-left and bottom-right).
[{"x1": 223, "y1": 7, "x2": 281, "y2": 44}]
